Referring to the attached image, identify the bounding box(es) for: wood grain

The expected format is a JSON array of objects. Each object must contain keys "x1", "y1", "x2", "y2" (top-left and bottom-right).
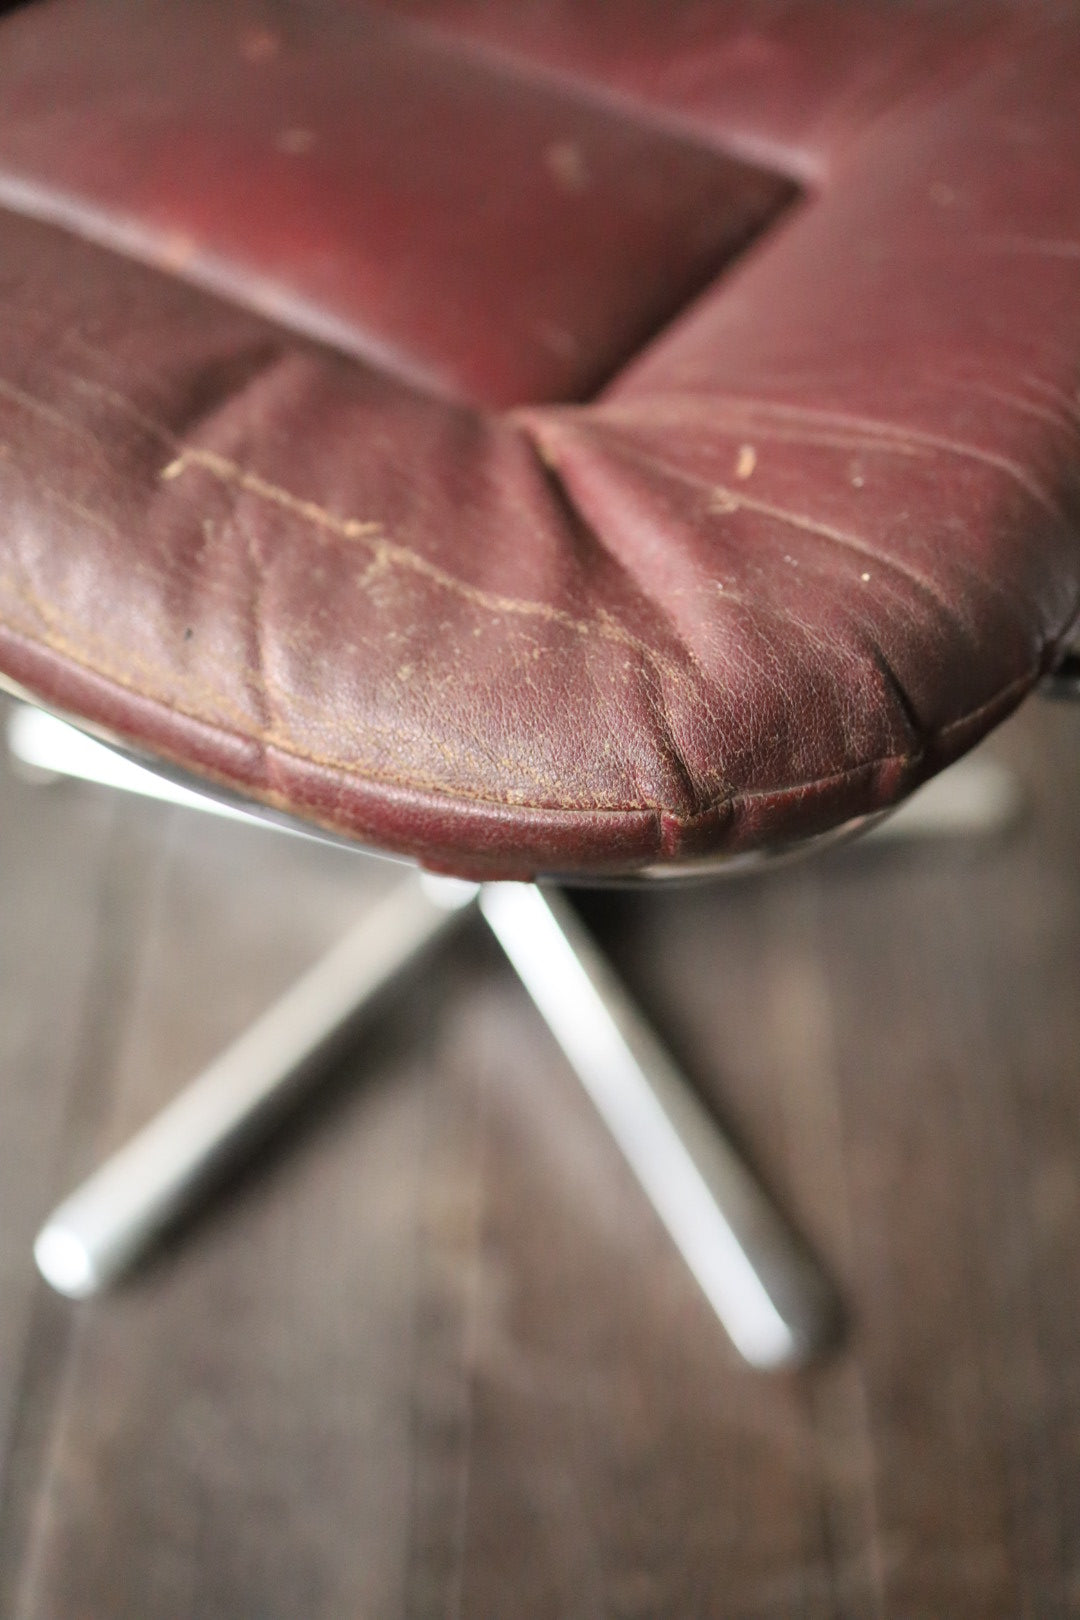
[{"x1": 0, "y1": 696, "x2": 1078, "y2": 1618}]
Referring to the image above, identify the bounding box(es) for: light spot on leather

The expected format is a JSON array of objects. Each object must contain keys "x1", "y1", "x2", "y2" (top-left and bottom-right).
[
  {"x1": 158, "y1": 234, "x2": 198, "y2": 272},
  {"x1": 544, "y1": 140, "x2": 589, "y2": 193},
  {"x1": 735, "y1": 444, "x2": 756, "y2": 479},
  {"x1": 275, "y1": 128, "x2": 316, "y2": 156},
  {"x1": 239, "y1": 28, "x2": 280, "y2": 64},
  {"x1": 535, "y1": 321, "x2": 579, "y2": 360}
]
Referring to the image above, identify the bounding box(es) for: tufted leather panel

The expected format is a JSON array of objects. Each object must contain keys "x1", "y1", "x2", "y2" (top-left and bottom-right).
[{"x1": 0, "y1": 0, "x2": 1077, "y2": 878}]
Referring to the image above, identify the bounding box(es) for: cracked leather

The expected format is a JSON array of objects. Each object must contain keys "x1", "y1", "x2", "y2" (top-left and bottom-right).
[{"x1": 0, "y1": 0, "x2": 1077, "y2": 878}]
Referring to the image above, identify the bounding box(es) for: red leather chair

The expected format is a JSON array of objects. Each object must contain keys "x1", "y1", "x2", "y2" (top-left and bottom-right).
[{"x1": 0, "y1": 0, "x2": 1077, "y2": 1362}]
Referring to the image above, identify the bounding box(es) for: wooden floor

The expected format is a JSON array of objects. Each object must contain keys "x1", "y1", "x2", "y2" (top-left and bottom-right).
[{"x1": 0, "y1": 695, "x2": 1078, "y2": 1619}]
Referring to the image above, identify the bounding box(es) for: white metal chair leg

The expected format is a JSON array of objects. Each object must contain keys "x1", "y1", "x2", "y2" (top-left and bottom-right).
[
  {"x1": 481, "y1": 883, "x2": 835, "y2": 1366},
  {"x1": 33, "y1": 872, "x2": 477, "y2": 1300},
  {"x1": 11, "y1": 703, "x2": 844, "y2": 1366}
]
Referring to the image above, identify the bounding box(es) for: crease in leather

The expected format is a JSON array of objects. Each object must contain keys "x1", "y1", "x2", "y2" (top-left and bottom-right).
[
  {"x1": 0, "y1": 339, "x2": 718, "y2": 820},
  {"x1": 866, "y1": 643, "x2": 926, "y2": 752},
  {"x1": 0, "y1": 288, "x2": 292, "y2": 459},
  {"x1": 515, "y1": 416, "x2": 723, "y2": 816},
  {"x1": 518, "y1": 413, "x2": 811, "y2": 712},
  {"x1": 805, "y1": 2, "x2": 1028, "y2": 181},
  {"x1": 157, "y1": 441, "x2": 701, "y2": 698},
  {"x1": 514, "y1": 407, "x2": 1079, "y2": 777},
  {"x1": 515, "y1": 413, "x2": 875, "y2": 812},
  {"x1": 965, "y1": 378, "x2": 1080, "y2": 434},
  {"x1": 0, "y1": 4, "x2": 804, "y2": 411},
  {"x1": 0, "y1": 425, "x2": 686, "y2": 816},
  {"x1": 0, "y1": 348, "x2": 701, "y2": 713},
  {"x1": 369, "y1": 0, "x2": 997, "y2": 182},
  {"x1": 18, "y1": 354, "x2": 700, "y2": 700},
  {"x1": 544, "y1": 413, "x2": 965, "y2": 635}
]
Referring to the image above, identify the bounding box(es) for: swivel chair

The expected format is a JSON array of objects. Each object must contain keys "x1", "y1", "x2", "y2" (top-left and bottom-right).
[{"x1": 0, "y1": 0, "x2": 1077, "y2": 1369}]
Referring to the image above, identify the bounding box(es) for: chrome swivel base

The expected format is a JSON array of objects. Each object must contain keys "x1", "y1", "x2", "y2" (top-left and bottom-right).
[{"x1": 7, "y1": 703, "x2": 1021, "y2": 1370}]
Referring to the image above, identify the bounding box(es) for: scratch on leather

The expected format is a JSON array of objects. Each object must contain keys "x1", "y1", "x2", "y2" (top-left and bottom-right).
[
  {"x1": 160, "y1": 446, "x2": 692, "y2": 688},
  {"x1": 707, "y1": 481, "x2": 959, "y2": 615},
  {"x1": 642, "y1": 393, "x2": 1066, "y2": 520},
  {"x1": 241, "y1": 523, "x2": 276, "y2": 744},
  {"x1": 967, "y1": 380, "x2": 1075, "y2": 432},
  {"x1": 709, "y1": 483, "x2": 903, "y2": 562},
  {"x1": 977, "y1": 235, "x2": 1080, "y2": 259},
  {"x1": 598, "y1": 424, "x2": 952, "y2": 613},
  {"x1": 0, "y1": 375, "x2": 118, "y2": 471},
  {"x1": 162, "y1": 447, "x2": 382, "y2": 541},
  {"x1": 597, "y1": 403, "x2": 927, "y2": 460},
  {"x1": 1020, "y1": 373, "x2": 1080, "y2": 428},
  {"x1": 46, "y1": 486, "x2": 122, "y2": 542}
]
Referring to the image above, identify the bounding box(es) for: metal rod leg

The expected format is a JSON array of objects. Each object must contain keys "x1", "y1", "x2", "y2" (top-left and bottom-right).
[
  {"x1": 34, "y1": 874, "x2": 478, "y2": 1297},
  {"x1": 480, "y1": 884, "x2": 837, "y2": 1369}
]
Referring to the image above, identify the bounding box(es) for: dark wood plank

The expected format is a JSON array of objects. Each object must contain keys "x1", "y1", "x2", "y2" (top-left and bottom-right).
[
  {"x1": 0, "y1": 696, "x2": 1078, "y2": 1617},
  {"x1": 0, "y1": 738, "x2": 144, "y2": 1611},
  {"x1": 1, "y1": 793, "x2": 436, "y2": 1618}
]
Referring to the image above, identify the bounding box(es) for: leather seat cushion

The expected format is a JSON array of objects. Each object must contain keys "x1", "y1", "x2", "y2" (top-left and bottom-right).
[{"x1": 0, "y1": 0, "x2": 1077, "y2": 877}]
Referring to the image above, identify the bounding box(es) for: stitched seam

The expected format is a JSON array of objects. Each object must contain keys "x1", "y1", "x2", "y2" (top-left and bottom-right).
[
  {"x1": 0, "y1": 602, "x2": 1043, "y2": 823},
  {"x1": 0, "y1": 583, "x2": 674, "y2": 811}
]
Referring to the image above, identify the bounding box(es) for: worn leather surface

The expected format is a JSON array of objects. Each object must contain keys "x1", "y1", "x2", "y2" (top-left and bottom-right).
[{"x1": 0, "y1": 0, "x2": 1077, "y2": 877}]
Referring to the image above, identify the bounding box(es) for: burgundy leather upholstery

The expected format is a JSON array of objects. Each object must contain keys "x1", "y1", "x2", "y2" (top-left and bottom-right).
[{"x1": 0, "y1": 0, "x2": 1077, "y2": 877}]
